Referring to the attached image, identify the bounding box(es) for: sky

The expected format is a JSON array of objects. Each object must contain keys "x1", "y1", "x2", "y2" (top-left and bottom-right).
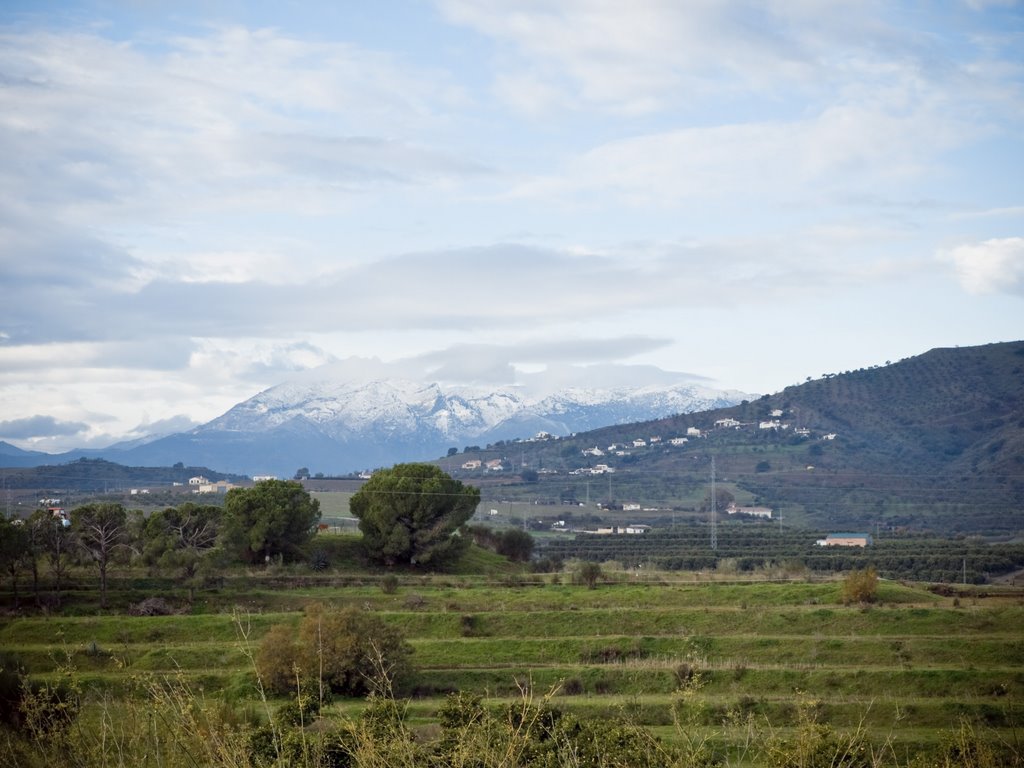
[{"x1": 1, "y1": 0, "x2": 1022, "y2": 453}]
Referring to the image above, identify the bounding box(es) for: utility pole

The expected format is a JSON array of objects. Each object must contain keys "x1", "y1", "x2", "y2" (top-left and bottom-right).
[{"x1": 710, "y1": 456, "x2": 718, "y2": 551}]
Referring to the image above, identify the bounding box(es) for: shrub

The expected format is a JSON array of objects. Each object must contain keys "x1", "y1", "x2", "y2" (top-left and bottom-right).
[
  {"x1": 256, "y1": 604, "x2": 411, "y2": 698},
  {"x1": 128, "y1": 597, "x2": 177, "y2": 616},
  {"x1": 380, "y1": 574, "x2": 399, "y2": 594},
  {"x1": 577, "y1": 561, "x2": 603, "y2": 589},
  {"x1": 840, "y1": 567, "x2": 879, "y2": 605}
]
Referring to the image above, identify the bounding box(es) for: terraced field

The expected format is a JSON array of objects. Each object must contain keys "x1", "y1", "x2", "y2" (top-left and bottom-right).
[{"x1": 2, "y1": 572, "x2": 1021, "y2": 763}]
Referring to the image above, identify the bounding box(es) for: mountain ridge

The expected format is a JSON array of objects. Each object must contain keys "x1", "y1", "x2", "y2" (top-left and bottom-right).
[{"x1": 0, "y1": 377, "x2": 750, "y2": 476}]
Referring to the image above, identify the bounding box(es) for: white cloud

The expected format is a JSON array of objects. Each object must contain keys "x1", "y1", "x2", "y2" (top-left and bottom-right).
[
  {"x1": 0, "y1": 415, "x2": 89, "y2": 440},
  {"x1": 437, "y1": 0, "x2": 908, "y2": 114},
  {"x1": 512, "y1": 85, "x2": 970, "y2": 208},
  {"x1": 945, "y1": 237, "x2": 1024, "y2": 295}
]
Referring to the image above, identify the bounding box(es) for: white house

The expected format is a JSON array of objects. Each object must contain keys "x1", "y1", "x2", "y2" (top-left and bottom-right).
[
  {"x1": 669, "y1": 437, "x2": 688, "y2": 446},
  {"x1": 188, "y1": 476, "x2": 208, "y2": 486},
  {"x1": 759, "y1": 420, "x2": 781, "y2": 430},
  {"x1": 624, "y1": 524, "x2": 652, "y2": 534},
  {"x1": 686, "y1": 427, "x2": 702, "y2": 437},
  {"x1": 462, "y1": 460, "x2": 482, "y2": 470},
  {"x1": 252, "y1": 475, "x2": 278, "y2": 483},
  {"x1": 582, "y1": 446, "x2": 605, "y2": 457},
  {"x1": 816, "y1": 533, "x2": 872, "y2": 547},
  {"x1": 727, "y1": 504, "x2": 772, "y2": 519},
  {"x1": 197, "y1": 481, "x2": 235, "y2": 495},
  {"x1": 632, "y1": 439, "x2": 647, "y2": 447},
  {"x1": 770, "y1": 409, "x2": 784, "y2": 418},
  {"x1": 715, "y1": 418, "x2": 741, "y2": 428},
  {"x1": 623, "y1": 502, "x2": 641, "y2": 511}
]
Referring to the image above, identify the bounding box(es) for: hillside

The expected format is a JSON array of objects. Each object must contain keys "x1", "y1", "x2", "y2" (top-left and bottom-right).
[
  {"x1": 0, "y1": 458, "x2": 248, "y2": 492},
  {"x1": 453, "y1": 341, "x2": 1024, "y2": 536}
]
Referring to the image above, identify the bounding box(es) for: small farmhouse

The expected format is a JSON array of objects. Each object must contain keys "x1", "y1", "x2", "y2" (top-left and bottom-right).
[
  {"x1": 816, "y1": 533, "x2": 872, "y2": 547},
  {"x1": 726, "y1": 504, "x2": 772, "y2": 519},
  {"x1": 624, "y1": 524, "x2": 651, "y2": 534},
  {"x1": 197, "y1": 481, "x2": 236, "y2": 495}
]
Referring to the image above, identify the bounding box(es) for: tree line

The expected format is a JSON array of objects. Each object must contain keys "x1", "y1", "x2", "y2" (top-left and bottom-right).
[{"x1": 0, "y1": 464, "x2": 487, "y2": 610}]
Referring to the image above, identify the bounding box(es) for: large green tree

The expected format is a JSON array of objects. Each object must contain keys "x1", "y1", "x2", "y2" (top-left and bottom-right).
[
  {"x1": 144, "y1": 503, "x2": 222, "y2": 599},
  {"x1": 220, "y1": 480, "x2": 320, "y2": 564},
  {"x1": 350, "y1": 463, "x2": 480, "y2": 568}
]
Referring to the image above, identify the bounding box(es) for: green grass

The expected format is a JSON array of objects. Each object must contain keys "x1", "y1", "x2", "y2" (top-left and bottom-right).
[{"x1": 2, "y1": 573, "x2": 1021, "y2": 763}]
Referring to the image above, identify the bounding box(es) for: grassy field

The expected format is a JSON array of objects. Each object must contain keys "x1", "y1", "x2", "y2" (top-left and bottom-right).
[{"x1": 2, "y1": 541, "x2": 1022, "y2": 766}]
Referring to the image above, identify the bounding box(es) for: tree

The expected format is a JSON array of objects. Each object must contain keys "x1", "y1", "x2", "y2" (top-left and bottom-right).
[
  {"x1": 700, "y1": 487, "x2": 735, "y2": 513},
  {"x1": 257, "y1": 604, "x2": 411, "y2": 698},
  {"x1": 350, "y1": 463, "x2": 480, "y2": 568},
  {"x1": 41, "y1": 514, "x2": 73, "y2": 608},
  {"x1": 220, "y1": 480, "x2": 320, "y2": 564},
  {"x1": 294, "y1": 467, "x2": 310, "y2": 480},
  {"x1": 71, "y1": 502, "x2": 128, "y2": 609},
  {"x1": 0, "y1": 519, "x2": 30, "y2": 608},
  {"x1": 577, "y1": 561, "x2": 603, "y2": 589},
  {"x1": 143, "y1": 503, "x2": 221, "y2": 600},
  {"x1": 496, "y1": 528, "x2": 534, "y2": 562},
  {"x1": 23, "y1": 511, "x2": 49, "y2": 602}
]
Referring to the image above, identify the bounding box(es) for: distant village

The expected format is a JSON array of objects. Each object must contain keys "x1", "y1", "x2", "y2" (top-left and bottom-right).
[{"x1": 462, "y1": 412, "x2": 867, "y2": 548}]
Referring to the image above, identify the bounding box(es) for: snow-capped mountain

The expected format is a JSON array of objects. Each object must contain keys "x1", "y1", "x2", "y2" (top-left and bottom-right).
[
  {"x1": 0, "y1": 366, "x2": 751, "y2": 476},
  {"x1": 112, "y1": 375, "x2": 750, "y2": 476}
]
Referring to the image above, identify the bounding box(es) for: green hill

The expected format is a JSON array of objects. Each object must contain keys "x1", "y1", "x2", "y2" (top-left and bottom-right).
[{"x1": 454, "y1": 341, "x2": 1024, "y2": 537}]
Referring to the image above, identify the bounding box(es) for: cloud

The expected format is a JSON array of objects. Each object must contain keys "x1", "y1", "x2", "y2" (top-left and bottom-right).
[
  {"x1": 410, "y1": 336, "x2": 675, "y2": 384},
  {"x1": 0, "y1": 340, "x2": 195, "y2": 373},
  {"x1": 289, "y1": 339, "x2": 712, "y2": 394},
  {"x1": 437, "y1": 0, "x2": 941, "y2": 115},
  {"x1": 944, "y1": 237, "x2": 1024, "y2": 295},
  {"x1": 0, "y1": 415, "x2": 89, "y2": 440},
  {"x1": 1, "y1": 236, "x2": 911, "y2": 354},
  {"x1": 130, "y1": 414, "x2": 203, "y2": 436},
  {"x1": 511, "y1": 91, "x2": 970, "y2": 208}
]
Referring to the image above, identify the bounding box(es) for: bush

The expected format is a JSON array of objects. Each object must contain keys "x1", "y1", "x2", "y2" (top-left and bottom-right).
[
  {"x1": 840, "y1": 567, "x2": 879, "y2": 605},
  {"x1": 380, "y1": 574, "x2": 399, "y2": 594},
  {"x1": 495, "y1": 529, "x2": 535, "y2": 562},
  {"x1": 256, "y1": 604, "x2": 411, "y2": 698},
  {"x1": 576, "y1": 561, "x2": 603, "y2": 589}
]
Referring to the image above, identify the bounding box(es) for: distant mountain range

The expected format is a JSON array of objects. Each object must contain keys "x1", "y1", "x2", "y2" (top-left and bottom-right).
[
  {"x1": 0, "y1": 376, "x2": 750, "y2": 477},
  {"x1": 3, "y1": 341, "x2": 1021, "y2": 536}
]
